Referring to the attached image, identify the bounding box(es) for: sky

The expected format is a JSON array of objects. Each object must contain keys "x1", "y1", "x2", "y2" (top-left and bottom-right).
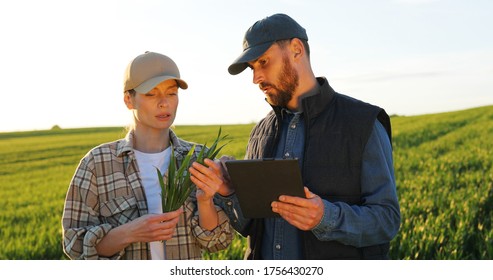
[{"x1": 1, "y1": 0, "x2": 492, "y2": 132}]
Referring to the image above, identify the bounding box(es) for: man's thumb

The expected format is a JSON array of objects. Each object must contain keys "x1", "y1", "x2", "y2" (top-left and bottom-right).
[{"x1": 304, "y1": 187, "x2": 316, "y2": 199}]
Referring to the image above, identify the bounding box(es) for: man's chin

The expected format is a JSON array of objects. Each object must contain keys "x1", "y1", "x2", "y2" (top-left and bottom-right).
[
  {"x1": 265, "y1": 96, "x2": 278, "y2": 107},
  {"x1": 268, "y1": 101, "x2": 286, "y2": 108}
]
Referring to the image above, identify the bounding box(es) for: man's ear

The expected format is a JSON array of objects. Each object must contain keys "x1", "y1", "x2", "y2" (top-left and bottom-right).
[
  {"x1": 124, "y1": 93, "x2": 134, "y2": 109},
  {"x1": 290, "y1": 38, "x2": 305, "y2": 59}
]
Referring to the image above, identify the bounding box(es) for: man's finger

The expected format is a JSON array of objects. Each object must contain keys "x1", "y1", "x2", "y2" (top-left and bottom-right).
[
  {"x1": 304, "y1": 187, "x2": 317, "y2": 199},
  {"x1": 279, "y1": 194, "x2": 310, "y2": 207}
]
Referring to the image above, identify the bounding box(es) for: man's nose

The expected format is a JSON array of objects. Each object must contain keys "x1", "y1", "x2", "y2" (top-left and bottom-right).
[{"x1": 252, "y1": 69, "x2": 263, "y2": 85}]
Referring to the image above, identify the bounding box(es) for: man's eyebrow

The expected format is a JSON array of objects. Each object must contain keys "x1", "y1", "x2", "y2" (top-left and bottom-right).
[{"x1": 247, "y1": 57, "x2": 261, "y2": 68}]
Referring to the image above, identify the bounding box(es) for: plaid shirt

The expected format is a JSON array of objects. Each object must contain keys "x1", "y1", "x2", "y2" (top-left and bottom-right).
[{"x1": 62, "y1": 130, "x2": 233, "y2": 260}]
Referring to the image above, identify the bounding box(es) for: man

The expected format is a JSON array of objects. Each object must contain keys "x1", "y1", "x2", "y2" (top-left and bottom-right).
[{"x1": 190, "y1": 13, "x2": 400, "y2": 260}]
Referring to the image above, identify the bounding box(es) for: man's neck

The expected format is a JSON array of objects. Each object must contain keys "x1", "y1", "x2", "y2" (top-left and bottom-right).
[{"x1": 288, "y1": 77, "x2": 320, "y2": 111}]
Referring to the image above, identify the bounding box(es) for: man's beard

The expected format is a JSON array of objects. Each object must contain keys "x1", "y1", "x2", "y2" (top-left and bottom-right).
[{"x1": 260, "y1": 55, "x2": 299, "y2": 108}]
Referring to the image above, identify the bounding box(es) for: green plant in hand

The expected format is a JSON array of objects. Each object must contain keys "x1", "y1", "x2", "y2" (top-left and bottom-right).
[{"x1": 156, "y1": 128, "x2": 230, "y2": 212}]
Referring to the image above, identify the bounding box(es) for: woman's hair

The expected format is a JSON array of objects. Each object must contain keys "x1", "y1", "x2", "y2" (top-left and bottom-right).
[
  {"x1": 124, "y1": 90, "x2": 136, "y2": 132},
  {"x1": 126, "y1": 89, "x2": 137, "y2": 97}
]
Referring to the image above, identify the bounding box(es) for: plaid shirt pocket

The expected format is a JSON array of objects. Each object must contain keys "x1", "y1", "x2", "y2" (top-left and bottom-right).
[{"x1": 100, "y1": 195, "x2": 139, "y2": 226}]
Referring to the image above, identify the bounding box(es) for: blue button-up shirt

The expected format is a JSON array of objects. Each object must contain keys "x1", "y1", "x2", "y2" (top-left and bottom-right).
[{"x1": 261, "y1": 109, "x2": 305, "y2": 259}]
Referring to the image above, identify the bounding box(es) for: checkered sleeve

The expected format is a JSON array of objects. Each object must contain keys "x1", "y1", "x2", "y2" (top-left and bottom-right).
[
  {"x1": 62, "y1": 156, "x2": 124, "y2": 260},
  {"x1": 169, "y1": 135, "x2": 234, "y2": 256},
  {"x1": 189, "y1": 197, "x2": 234, "y2": 253}
]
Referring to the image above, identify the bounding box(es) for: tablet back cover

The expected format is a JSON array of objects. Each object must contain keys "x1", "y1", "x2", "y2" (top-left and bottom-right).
[{"x1": 225, "y1": 159, "x2": 304, "y2": 218}]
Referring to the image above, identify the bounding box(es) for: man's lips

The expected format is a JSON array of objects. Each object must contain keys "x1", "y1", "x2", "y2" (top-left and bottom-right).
[
  {"x1": 260, "y1": 85, "x2": 272, "y2": 94},
  {"x1": 259, "y1": 82, "x2": 275, "y2": 94}
]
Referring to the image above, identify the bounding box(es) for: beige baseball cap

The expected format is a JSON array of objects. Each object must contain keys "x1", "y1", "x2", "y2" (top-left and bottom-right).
[{"x1": 123, "y1": 51, "x2": 188, "y2": 94}]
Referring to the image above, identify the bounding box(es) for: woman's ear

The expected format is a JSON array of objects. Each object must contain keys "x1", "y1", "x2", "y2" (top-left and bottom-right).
[{"x1": 124, "y1": 93, "x2": 134, "y2": 109}]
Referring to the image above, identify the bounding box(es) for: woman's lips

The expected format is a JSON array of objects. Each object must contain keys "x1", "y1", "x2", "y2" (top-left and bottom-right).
[{"x1": 156, "y1": 114, "x2": 171, "y2": 120}]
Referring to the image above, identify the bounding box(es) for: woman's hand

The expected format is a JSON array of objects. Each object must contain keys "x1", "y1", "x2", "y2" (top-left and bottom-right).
[
  {"x1": 125, "y1": 208, "x2": 183, "y2": 242},
  {"x1": 96, "y1": 207, "x2": 183, "y2": 257},
  {"x1": 189, "y1": 157, "x2": 234, "y2": 199}
]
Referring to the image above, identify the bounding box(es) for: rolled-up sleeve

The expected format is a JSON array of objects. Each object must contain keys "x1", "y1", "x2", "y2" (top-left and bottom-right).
[
  {"x1": 62, "y1": 158, "x2": 124, "y2": 260},
  {"x1": 190, "y1": 204, "x2": 234, "y2": 252}
]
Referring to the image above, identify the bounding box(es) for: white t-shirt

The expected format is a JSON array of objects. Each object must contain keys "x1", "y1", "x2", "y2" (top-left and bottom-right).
[{"x1": 134, "y1": 147, "x2": 172, "y2": 260}]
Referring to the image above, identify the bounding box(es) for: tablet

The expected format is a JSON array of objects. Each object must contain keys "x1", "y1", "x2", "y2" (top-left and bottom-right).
[{"x1": 225, "y1": 159, "x2": 304, "y2": 218}]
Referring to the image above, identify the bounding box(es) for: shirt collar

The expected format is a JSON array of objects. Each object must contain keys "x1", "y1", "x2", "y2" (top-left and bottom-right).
[
  {"x1": 280, "y1": 107, "x2": 303, "y2": 120},
  {"x1": 116, "y1": 129, "x2": 185, "y2": 158},
  {"x1": 116, "y1": 130, "x2": 135, "y2": 157}
]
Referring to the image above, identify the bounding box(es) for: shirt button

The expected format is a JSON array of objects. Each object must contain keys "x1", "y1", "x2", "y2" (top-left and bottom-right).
[
  {"x1": 291, "y1": 124, "x2": 296, "y2": 129},
  {"x1": 284, "y1": 152, "x2": 290, "y2": 157},
  {"x1": 275, "y1": 244, "x2": 281, "y2": 250},
  {"x1": 226, "y1": 202, "x2": 232, "y2": 206}
]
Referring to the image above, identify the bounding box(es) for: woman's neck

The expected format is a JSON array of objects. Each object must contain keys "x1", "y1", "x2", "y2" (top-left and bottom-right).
[{"x1": 133, "y1": 127, "x2": 171, "y2": 153}]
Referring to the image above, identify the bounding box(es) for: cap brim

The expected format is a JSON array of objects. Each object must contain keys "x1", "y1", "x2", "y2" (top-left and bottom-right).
[
  {"x1": 228, "y1": 41, "x2": 273, "y2": 75},
  {"x1": 134, "y1": 75, "x2": 188, "y2": 94}
]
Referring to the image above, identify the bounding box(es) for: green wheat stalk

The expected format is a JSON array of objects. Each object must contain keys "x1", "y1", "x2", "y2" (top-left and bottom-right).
[{"x1": 156, "y1": 127, "x2": 230, "y2": 212}]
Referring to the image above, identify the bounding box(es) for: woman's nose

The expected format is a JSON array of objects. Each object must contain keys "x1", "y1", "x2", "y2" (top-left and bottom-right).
[{"x1": 158, "y1": 96, "x2": 168, "y2": 108}]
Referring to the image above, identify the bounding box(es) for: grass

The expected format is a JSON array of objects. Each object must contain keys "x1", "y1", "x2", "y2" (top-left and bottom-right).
[{"x1": 1, "y1": 105, "x2": 493, "y2": 259}]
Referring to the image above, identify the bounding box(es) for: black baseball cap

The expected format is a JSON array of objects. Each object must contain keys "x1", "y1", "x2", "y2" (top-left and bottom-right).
[{"x1": 228, "y1": 13, "x2": 308, "y2": 75}]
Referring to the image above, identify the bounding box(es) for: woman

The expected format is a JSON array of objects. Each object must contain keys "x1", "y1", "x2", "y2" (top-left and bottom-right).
[{"x1": 62, "y1": 51, "x2": 233, "y2": 259}]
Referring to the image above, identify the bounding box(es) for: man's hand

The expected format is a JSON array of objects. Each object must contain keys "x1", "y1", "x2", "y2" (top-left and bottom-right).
[{"x1": 271, "y1": 187, "x2": 324, "y2": 231}]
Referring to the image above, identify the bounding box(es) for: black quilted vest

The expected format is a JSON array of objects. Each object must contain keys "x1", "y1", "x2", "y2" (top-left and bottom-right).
[{"x1": 243, "y1": 77, "x2": 392, "y2": 259}]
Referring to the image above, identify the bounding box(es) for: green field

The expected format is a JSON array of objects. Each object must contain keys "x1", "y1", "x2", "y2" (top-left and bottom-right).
[{"x1": 1, "y1": 105, "x2": 492, "y2": 260}]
